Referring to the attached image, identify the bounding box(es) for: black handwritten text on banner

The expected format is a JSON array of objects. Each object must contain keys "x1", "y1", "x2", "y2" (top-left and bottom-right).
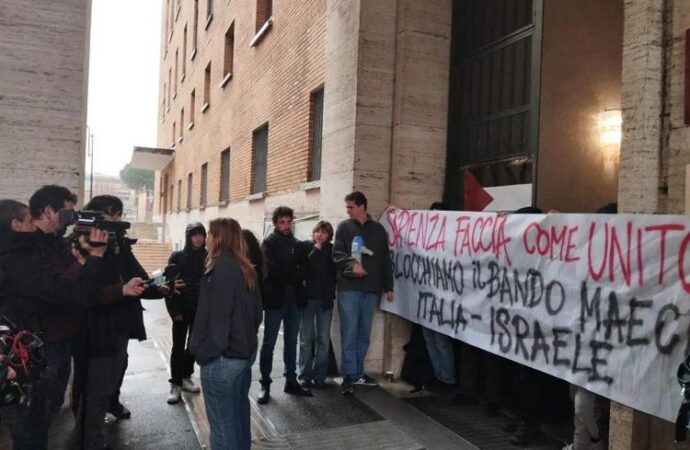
[{"x1": 380, "y1": 210, "x2": 690, "y2": 422}]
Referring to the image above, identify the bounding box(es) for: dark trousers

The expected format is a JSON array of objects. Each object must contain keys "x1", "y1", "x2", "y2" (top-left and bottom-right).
[
  {"x1": 72, "y1": 337, "x2": 129, "y2": 450},
  {"x1": 109, "y1": 341, "x2": 128, "y2": 408},
  {"x1": 170, "y1": 316, "x2": 196, "y2": 385},
  {"x1": 0, "y1": 342, "x2": 69, "y2": 450},
  {"x1": 259, "y1": 304, "x2": 301, "y2": 384}
]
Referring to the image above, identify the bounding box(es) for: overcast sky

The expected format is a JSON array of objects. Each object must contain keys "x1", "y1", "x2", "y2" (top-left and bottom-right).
[{"x1": 87, "y1": 0, "x2": 162, "y2": 176}]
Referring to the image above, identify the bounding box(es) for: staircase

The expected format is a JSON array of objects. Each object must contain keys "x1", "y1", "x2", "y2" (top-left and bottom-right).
[
  {"x1": 128, "y1": 222, "x2": 161, "y2": 242},
  {"x1": 132, "y1": 241, "x2": 172, "y2": 276}
]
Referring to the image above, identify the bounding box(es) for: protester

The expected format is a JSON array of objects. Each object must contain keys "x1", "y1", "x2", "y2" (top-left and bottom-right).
[
  {"x1": 297, "y1": 221, "x2": 336, "y2": 388},
  {"x1": 70, "y1": 195, "x2": 163, "y2": 450},
  {"x1": 242, "y1": 229, "x2": 264, "y2": 284},
  {"x1": 420, "y1": 202, "x2": 457, "y2": 389},
  {"x1": 561, "y1": 203, "x2": 616, "y2": 450},
  {"x1": 189, "y1": 218, "x2": 262, "y2": 450},
  {"x1": 165, "y1": 222, "x2": 206, "y2": 404},
  {"x1": 333, "y1": 191, "x2": 394, "y2": 394},
  {"x1": 257, "y1": 206, "x2": 311, "y2": 404}
]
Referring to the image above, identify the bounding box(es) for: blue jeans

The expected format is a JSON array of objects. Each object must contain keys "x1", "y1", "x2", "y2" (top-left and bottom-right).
[
  {"x1": 421, "y1": 327, "x2": 456, "y2": 384},
  {"x1": 298, "y1": 300, "x2": 333, "y2": 383},
  {"x1": 259, "y1": 304, "x2": 301, "y2": 383},
  {"x1": 337, "y1": 291, "x2": 377, "y2": 380},
  {"x1": 200, "y1": 353, "x2": 255, "y2": 450}
]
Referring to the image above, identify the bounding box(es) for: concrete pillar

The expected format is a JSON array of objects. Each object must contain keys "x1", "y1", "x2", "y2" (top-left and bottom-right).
[
  {"x1": 612, "y1": 0, "x2": 678, "y2": 448},
  {"x1": 320, "y1": 0, "x2": 451, "y2": 376}
]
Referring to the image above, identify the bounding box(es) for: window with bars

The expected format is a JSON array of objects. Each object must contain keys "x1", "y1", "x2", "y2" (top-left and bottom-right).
[
  {"x1": 309, "y1": 88, "x2": 324, "y2": 181},
  {"x1": 252, "y1": 125, "x2": 268, "y2": 194},
  {"x1": 220, "y1": 148, "x2": 230, "y2": 201},
  {"x1": 187, "y1": 173, "x2": 193, "y2": 209},
  {"x1": 200, "y1": 163, "x2": 208, "y2": 206}
]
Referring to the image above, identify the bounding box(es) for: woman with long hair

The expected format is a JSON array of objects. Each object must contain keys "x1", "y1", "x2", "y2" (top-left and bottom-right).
[{"x1": 189, "y1": 218, "x2": 263, "y2": 450}]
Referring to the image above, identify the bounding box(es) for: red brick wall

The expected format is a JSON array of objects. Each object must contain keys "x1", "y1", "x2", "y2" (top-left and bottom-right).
[{"x1": 157, "y1": 0, "x2": 326, "y2": 212}]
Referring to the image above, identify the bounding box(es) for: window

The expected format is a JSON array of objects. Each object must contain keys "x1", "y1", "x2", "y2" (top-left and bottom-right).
[
  {"x1": 207, "y1": 0, "x2": 213, "y2": 20},
  {"x1": 182, "y1": 25, "x2": 187, "y2": 79},
  {"x1": 169, "y1": 0, "x2": 175, "y2": 37},
  {"x1": 221, "y1": 23, "x2": 235, "y2": 86},
  {"x1": 256, "y1": 0, "x2": 273, "y2": 32},
  {"x1": 309, "y1": 88, "x2": 324, "y2": 181},
  {"x1": 177, "y1": 180, "x2": 182, "y2": 211},
  {"x1": 187, "y1": 173, "x2": 193, "y2": 209},
  {"x1": 203, "y1": 62, "x2": 211, "y2": 110},
  {"x1": 192, "y1": 0, "x2": 199, "y2": 55},
  {"x1": 172, "y1": 121, "x2": 176, "y2": 146},
  {"x1": 252, "y1": 125, "x2": 268, "y2": 194},
  {"x1": 169, "y1": 182, "x2": 174, "y2": 212},
  {"x1": 189, "y1": 89, "x2": 195, "y2": 126},
  {"x1": 174, "y1": 49, "x2": 178, "y2": 96},
  {"x1": 200, "y1": 163, "x2": 208, "y2": 206},
  {"x1": 179, "y1": 108, "x2": 184, "y2": 141},
  {"x1": 161, "y1": 174, "x2": 168, "y2": 214},
  {"x1": 162, "y1": 83, "x2": 167, "y2": 114},
  {"x1": 167, "y1": 69, "x2": 172, "y2": 110},
  {"x1": 220, "y1": 148, "x2": 230, "y2": 201}
]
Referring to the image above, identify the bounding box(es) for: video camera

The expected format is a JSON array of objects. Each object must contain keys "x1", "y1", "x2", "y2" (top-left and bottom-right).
[
  {"x1": 60, "y1": 209, "x2": 132, "y2": 252},
  {"x1": 144, "y1": 264, "x2": 181, "y2": 289},
  {"x1": 0, "y1": 317, "x2": 47, "y2": 407}
]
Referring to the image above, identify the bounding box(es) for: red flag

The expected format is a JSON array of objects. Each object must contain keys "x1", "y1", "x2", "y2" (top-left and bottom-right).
[{"x1": 464, "y1": 170, "x2": 493, "y2": 212}]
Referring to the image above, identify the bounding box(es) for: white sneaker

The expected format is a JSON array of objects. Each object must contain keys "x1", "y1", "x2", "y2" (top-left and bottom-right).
[
  {"x1": 182, "y1": 377, "x2": 201, "y2": 393},
  {"x1": 167, "y1": 384, "x2": 182, "y2": 404}
]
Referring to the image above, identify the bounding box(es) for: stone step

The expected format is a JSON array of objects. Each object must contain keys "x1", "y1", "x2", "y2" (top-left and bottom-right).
[{"x1": 133, "y1": 242, "x2": 172, "y2": 275}]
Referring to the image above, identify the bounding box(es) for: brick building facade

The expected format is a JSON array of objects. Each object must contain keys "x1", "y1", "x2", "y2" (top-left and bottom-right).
[
  {"x1": 153, "y1": 1, "x2": 690, "y2": 447},
  {"x1": 0, "y1": 0, "x2": 91, "y2": 203}
]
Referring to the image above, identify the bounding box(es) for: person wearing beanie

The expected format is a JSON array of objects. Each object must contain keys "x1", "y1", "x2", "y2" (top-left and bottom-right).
[{"x1": 165, "y1": 222, "x2": 207, "y2": 404}]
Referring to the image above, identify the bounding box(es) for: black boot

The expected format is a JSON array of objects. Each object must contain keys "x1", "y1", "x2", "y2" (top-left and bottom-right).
[
  {"x1": 284, "y1": 380, "x2": 312, "y2": 396},
  {"x1": 258, "y1": 382, "x2": 271, "y2": 404}
]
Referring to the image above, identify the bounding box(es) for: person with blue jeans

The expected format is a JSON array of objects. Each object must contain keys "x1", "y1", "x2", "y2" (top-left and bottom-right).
[
  {"x1": 258, "y1": 206, "x2": 312, "y2": 404},
  {"x1": 189, "y1": 218, "x2": 263, "y2": 450},
  {"x1": 333, "y1": 191, "x2": 394, "y2": 394},
  {"x1": 298, "y1": 221, "x2": 336, "y2": 388}
]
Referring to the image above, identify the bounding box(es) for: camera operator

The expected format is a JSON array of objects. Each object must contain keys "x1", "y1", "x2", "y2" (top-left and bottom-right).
[
  {"x1": 0, "y1": 195, "x2": 87, "y2": 449},
  {"x1": 70, "y1": 195, "x2": 169, "y2": 450}
]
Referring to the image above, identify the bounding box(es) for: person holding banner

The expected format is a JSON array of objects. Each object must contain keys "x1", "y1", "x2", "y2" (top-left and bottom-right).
[{"x1": 333, "y1": 191, "x2": 394, "y2": 395}]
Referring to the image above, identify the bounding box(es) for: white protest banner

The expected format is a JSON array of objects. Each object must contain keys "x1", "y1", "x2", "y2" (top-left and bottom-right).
[{"x1": 380, "y1": 210, "x2": 690, "y2": 423}]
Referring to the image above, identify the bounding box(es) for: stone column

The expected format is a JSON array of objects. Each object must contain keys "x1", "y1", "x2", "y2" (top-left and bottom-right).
[
  {"x1": 612, "y1": 0, "x2": 676, "y2": 448},
  {"x1": 320, "y1": 0, "x2": 452, "y2": 376}
]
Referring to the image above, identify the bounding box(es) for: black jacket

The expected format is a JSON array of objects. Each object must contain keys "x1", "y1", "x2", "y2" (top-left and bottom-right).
[
  {"x1": 333, "y1": 216, "x2": 394, "y2": 294},
  {"x1": 260, "y1": 230, "x2": 307, "y2": 310},
  {"x1": 165, "y1": 243, "x2": 207, "y2": 319},
  {"x1": 0, "y1": 230, "x2": 82, "y2": 344},
  {"x1": 189, "y1": 252, "x2": 263, "y2": 364},
  {"x1": 78, "y1": 238, "x2": 160, "y2": 357},
  {"x1": 302, "y1": 241, "x2": 336, "y2": 309}
]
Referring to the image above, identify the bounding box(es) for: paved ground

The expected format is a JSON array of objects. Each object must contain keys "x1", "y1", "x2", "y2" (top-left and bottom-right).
[{"x1": 0, "y1": 300, "x2": 569, "y2": 449}]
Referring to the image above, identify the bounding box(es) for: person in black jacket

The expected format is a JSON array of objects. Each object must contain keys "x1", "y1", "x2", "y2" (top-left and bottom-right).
[
  {"x1": 0, "y1": 197, "x2": 81, "y2": 450},
  {"x1": 70, "y1": 195, "x2": 165, "y2": 450},
  {"x1": 257, "y1": 206, "x2": 311, "y2": 404},
  {"x1": 188, "y1": 218, "x2": 262, "y2": 450},
  {"x1": 297, "y1": 221, "x2": 336, "y2": 388},
  {"x1": 165, "y1": 222, "x2": 206, "y2": 405}
]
